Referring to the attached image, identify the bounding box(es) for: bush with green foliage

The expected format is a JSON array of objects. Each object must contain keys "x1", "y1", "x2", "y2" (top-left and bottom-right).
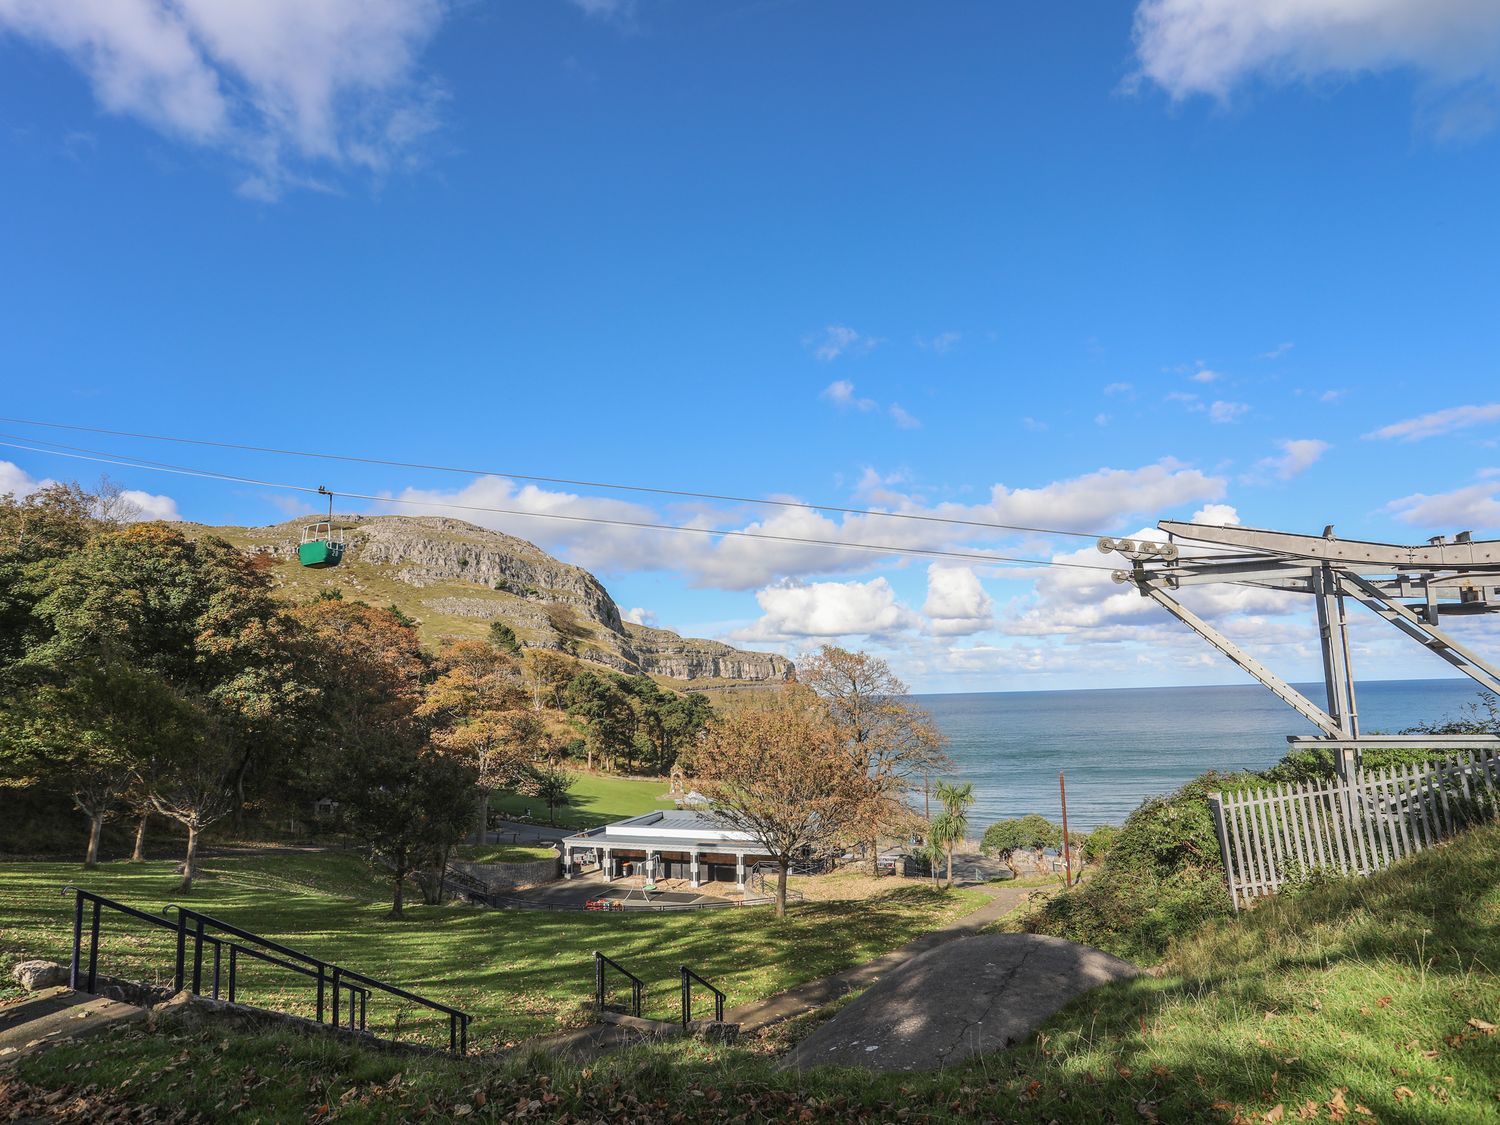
[
  {"x1": 1080, "y1": 823, "x2": 1118, "y2": 864},
  {"x1": 1022, "y1": 772, "x2": 1243, "y2": 963},
  {"x1": 981, "y1": 813, "x2": 1061, "y2": 877}
]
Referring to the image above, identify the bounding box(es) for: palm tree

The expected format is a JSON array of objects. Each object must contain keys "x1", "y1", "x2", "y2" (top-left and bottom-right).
[{"x1": 929, "y1": 780, "x2": 974, "y2": 888}]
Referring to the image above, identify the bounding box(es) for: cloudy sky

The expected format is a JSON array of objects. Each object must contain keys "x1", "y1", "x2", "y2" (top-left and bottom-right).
[{"x1": 2, "y1": 0, "x2": 1499, "y2": 692}]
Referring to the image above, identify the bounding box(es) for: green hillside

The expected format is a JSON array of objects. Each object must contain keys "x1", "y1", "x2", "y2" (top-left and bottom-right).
[{"x1": 6, "y1": 822, "x2": 1497, "y2": 1121}]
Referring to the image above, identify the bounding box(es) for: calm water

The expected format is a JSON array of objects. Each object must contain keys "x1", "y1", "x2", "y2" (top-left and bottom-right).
[{"x1": 912, "y1": 678, "x2": 1489, "y2": 831}]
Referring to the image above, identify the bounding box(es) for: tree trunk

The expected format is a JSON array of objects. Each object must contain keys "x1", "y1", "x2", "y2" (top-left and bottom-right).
[
  {"x1": 474, "y1": 790, "x2": 488, "y2": 844},
  {"x1": 131, "y1": 810, "x2": 149, "y2": 862},
  {"x1": 775, "y1": 860, "x2": 789, "y2": 919},
  {"x1": 391, "y1": 874, "x2": 405, "y2": 917},
  {"x1": 84, "y1": 811, "x2": 105, "y2": 869},
  {"x1": 866, "y1": 833, "x2": 879, "y2": 877},
  {"x1": 945, "y1": 842, "x2": 954, "y2": 888},
  {"x1": 180, "y1": 823, "x2": 200, "y2": 891}
]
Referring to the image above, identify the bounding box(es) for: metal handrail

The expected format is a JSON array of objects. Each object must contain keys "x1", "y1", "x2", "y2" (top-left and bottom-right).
[
  {"x1": 593, "y1": 950, "x2": 643, "y2": 1018},
  {"x1": 679, "y1": 965, "x2": 724, "y2": 1028},
  {"x1": 164, "y1": 903, "x2": 467, "y2": 1055},
  {"x1": 64, "y1": 888, "x2": 374, "y2": 1020}
]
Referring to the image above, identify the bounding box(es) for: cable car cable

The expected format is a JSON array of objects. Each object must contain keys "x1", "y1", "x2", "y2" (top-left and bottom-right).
[
  {"x1": 0, "y1": 437, "x2": 1121, "y2": 574},
  {"x1": 0, "y1": 414, "x2": 1109, "y2": 541}
]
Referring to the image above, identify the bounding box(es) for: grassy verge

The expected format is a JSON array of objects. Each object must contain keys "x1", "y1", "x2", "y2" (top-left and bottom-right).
[
  {"x1": 0, "y1": 853, "x2": 985, "y2": 1052},
  {"x1": 452, "y1": 844, "x2": 557, "y2": 864},
  {"x1": 489, "y1": 771, "x2": 677, "y2": 829},
  {"x1": 6, "y1": 823, "x2": 1496, "y2": 1122}
]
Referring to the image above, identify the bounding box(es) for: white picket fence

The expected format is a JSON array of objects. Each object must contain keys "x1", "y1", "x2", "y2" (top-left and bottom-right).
[{"x1": 1208, "y1": 749, "x2": 1500, "y2": 910}]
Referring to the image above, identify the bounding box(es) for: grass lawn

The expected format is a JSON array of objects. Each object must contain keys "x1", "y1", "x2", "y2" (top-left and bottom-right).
[
  {"x1": 452, "y1": 844, "x2": 557, "y2": 864},
  {"x1": 4, "y1": 823, "x2": 1496, "y2": 1122},
  {"x1": 0, "y1": 851, "x2": 985, "y2": 1054},
  {"x1": 489, "y1": 770, "x2": 677, "y2": 829}
]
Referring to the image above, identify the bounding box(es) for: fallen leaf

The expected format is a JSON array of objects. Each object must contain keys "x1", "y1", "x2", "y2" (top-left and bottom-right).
[
  {"x1": 1266, "y1": 1106, "x2": 1285, "y2": 1122},
  {"x1": 1393, "y1": 1086, "x2": 1415, "y2": 1103},
  {"x1": 1376, "y1": 996, "x2": 1391, "y2": 1008},
  {"x1": 1468, "y1": 1018, "x2": 1495, "y2": 1035}
]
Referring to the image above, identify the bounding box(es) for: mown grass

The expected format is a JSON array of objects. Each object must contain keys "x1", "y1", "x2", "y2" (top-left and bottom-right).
[
  {"x1": 489, "y1": 770, "x2": 677, "y2": 829},
  {"x1": 0, "y1": 852, "x2": 984, "y2": 1053},
  {"x1": 6, "y1": 823, "x2": 1497, "y2": 1122},
  {"x1": 451, "y1": 844, "x2": 557, "y2": 864}
]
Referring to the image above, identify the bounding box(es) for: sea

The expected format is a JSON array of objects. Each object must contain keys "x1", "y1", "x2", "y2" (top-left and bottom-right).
[{"x1": 912, "y1": 678, "x2": 1490, "y2": 832}]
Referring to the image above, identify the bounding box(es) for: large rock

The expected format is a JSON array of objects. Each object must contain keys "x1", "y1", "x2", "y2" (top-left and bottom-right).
[
  {"x1": 781, "y1": 933, "x2": 1140, "y2": 1073},
  {"x1": 11, "y1": 960, "x2": 68, "y2": 992}
]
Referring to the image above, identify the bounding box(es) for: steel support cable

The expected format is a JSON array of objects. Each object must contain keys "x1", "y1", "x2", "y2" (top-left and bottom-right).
[
  {"x1": 0, "y1": 414, "x2": 1107, "y2": 541},
  {"x1": 0, "y1": 437, "x2": 1120, "y2": 573}
]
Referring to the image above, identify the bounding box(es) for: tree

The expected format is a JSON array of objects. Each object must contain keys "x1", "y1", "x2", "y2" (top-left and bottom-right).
[
  {"x1": 800, "y1": 646, "x2": 952, "y2": 874},
  {"x1": 692, "y1": 688, "x2": 870, "y2": 917},
  {"x1": 522, "y1": 648, "x2": 577, "y2": 710},
  {"x1": 418, "y1": 640, "x2": 533, "y2": 836},
  {"x1": 29, "y1": 525, "x2": 311, "y2": 886},
  {"x1": 564, "y1": 671, "x2": 636, "y2": 772},
  {"x1": 520, "y1": 762, "x2": 575, "y2": 825},
  {"x1": 488, "y1": 620, "x2": 522, "y2": 656},
  {"x1": 928, "y1": 780, "x2": 974, "y2": 888},
  {"x1": 1081, "y1": 824, "x2": 1119, "y2": 866},
  {"x1": 982, "y1": 814, "x2": 1063, "y2": 878},
  {"x1": 341, "y1": 739, "x2": 478, "y2": 917}
]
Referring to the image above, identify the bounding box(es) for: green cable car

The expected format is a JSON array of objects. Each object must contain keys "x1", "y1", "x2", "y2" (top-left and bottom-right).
[{"x1": 299, "y1": 486, "x2": 345, "y2": 568}]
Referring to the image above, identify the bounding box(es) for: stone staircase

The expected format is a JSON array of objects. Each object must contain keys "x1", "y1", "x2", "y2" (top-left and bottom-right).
[{"x1": 0, "y1": 987, "x2": 147, "y2": 1060}]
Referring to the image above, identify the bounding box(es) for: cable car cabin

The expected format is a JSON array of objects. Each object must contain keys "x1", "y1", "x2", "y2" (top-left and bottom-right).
[{"x1": 298, "y1": 521, "x2": 345, "y2": 568}]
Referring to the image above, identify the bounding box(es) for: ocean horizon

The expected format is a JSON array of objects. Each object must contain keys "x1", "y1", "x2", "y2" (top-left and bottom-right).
[{"x1": 911, "y1": 677, "x2": 1492, "y2": 832}]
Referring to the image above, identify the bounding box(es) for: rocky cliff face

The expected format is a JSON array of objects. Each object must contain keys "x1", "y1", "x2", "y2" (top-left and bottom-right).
[{"x1": 214, "y1": 515, "x2": 791, "y2": 684}]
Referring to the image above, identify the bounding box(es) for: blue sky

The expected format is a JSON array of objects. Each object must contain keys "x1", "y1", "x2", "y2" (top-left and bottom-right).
[{"x1": 2, "y1": 0, "x2": 1499, "y2": 692}]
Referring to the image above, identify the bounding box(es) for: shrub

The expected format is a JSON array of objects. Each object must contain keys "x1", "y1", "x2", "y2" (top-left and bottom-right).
[{"x1": 1080, "y1": 824, "x2": 1118, "y2": 865}]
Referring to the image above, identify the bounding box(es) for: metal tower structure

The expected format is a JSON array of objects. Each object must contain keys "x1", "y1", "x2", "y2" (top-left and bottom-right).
[{"x1": 1101, "y1": 522, "x2": 1500, "y2": 776}]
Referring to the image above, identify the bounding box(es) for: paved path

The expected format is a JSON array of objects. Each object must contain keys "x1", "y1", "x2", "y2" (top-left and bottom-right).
[
  {"x1": 725, "y1": 883, "x2": 1033, "y2": 1033},
  {"x1": 781, "y1": 933, "x2": 1140, "y2": 1072},
  {"x1": 0, "y1": 988, "x2": 146, "y2": 1060}
]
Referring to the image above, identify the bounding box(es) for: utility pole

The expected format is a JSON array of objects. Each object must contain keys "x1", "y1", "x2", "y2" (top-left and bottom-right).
[{"x1": 1059, "y1": 771, "x2": 1072, "y2": 886}]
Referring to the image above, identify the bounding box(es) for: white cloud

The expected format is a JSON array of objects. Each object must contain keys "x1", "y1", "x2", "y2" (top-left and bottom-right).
[
  {"x1": 821, "y1": 380, "x2": 876, "y2": 411},
  {"x1": 1385, "y1": 480, "x2": 1500, "y2": 531},
  {"x1": 568, "y1": 0, "x2": 635, "y2": 20},
  {"x1": 120, "y1": 489, "x2": 180, "y2": 521},
  {"x1": 1319, "y1": 389, "x2": 1346, "y2": 404},
  {"x1": 1189, "y1": 367, "x2": 1223, "y2": 383},
  {"x1": 623, "y1": 606, "x2": 657, "y2": 626},
  {"x1": 805, "y1": 324, "x2": 877, "y2": 362},
  {"x1": 1103, "y1": 381, "x2": 1133, "y2": 395},
  {"x1": 1209, "y1": 400, "x2": 1250, "y2": 423},
  {"x1": 1133, "y1": 0, "x2": 1500, "y2": 103},
  {"x1": 1365, "y1": 403, "x2": 1500, "y2": 442},
  {"x1": 1190, "y1": 503, "x2": 1241, "y2": 526},
  {"x1": 1095, "y1": 413, "x2": 1111, "y2": 427},
  {"x1": 1252, "y1": 438, "x2": 1330, "y2": 482},
  {"x1": 1022, "y1": 416, "x2": 1048, "y2": 432},
  {"x1": 380, "y1": 460, "x2": 1225, "y2": 592},
  {"x1": 0, "y1": 460, "x2": 47, "y2": 497},
  {"x1": 923, "y1": 565, "x2": 995, "y2": 636},
  {"x1": 734, "y1": 577, "x2": 921, "y2": 642},
  {"x1": 888, "y1": 404, "x2": 921, "y2": 430},
  {"x1": 916, "y1": 331, "x2": 962, "y2": 354},
  {"x1": 1261, "y1": 341, "x2": 1295, "y2": 359},
  {"x1": 0, "y1": 0, "x2": 448, "y2": 199}
]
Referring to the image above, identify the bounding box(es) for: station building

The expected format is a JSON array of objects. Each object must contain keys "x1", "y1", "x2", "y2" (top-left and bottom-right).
[{"x1": 559, "y1": 810, "x2": 774, "y2": 888}]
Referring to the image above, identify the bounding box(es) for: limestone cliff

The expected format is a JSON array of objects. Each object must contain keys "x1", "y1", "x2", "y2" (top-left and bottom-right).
[{"x1": 200, "y1": 514, "x2": 793, "y2": 685}]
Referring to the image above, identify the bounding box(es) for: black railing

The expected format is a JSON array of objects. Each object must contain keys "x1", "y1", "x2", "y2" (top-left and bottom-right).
[
  {"x1": 593, "y1": 950, "x2": 643, "y2": 1018},
  {"x1": 62, "y1": 888, "x2": 466, "y2": 1055},
  {"x1": 679, "y1": 966, "x2": 724, "y2": 1028},
  {"x1": 165, "y1": 903, "x2": 469, "y2": 1056}
]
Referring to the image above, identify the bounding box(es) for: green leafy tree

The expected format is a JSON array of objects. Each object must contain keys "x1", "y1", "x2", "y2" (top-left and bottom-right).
[
  {"x1": 488, "y1": 620, "x2": 523, "y2": 656},
  {"x1": 928, "y1": 780, "x2": 974, "y2": 888},
  {"x1": 982, "y1": 814, "x2": 1063, "y2": 878},
  {"x1": 1081, "y1": 824, "x2": 1120, "y2": 866},
  {"x1": 563, "y1": 671, "x2": 636, "y2": 772},
  {"x1": 520, "y1": 762, "x2": 576, "y2": 825}
]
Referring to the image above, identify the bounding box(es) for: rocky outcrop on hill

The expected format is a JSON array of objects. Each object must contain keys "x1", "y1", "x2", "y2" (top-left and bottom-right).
[
  {"x1": 625, "y1": 623, "x2": 794, "y2": 682},
  {"x1": 216, "y1": 515, "x2": 791, "y2": 684}
]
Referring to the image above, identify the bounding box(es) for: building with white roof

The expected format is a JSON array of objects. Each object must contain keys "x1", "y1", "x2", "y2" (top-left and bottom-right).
[{"x1": 559, "y1": 810, "x2": 775, "y2": 888}]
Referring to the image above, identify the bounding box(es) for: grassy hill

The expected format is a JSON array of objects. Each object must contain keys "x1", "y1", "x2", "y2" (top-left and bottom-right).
[
  {"x1": 190, "y1": 514, "x2": 793, "y2": 686},
  {"x1": 4, "y1": 823, "x2": 1497, "y2": 1121}
]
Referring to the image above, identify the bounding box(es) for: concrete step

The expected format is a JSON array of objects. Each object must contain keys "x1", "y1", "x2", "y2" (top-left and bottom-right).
[{"x1": 0, "y1": 988, "x2": 147, "y2": 1060}]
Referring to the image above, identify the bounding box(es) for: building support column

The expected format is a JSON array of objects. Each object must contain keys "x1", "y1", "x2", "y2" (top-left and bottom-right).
[
  {"x1": 601, "y1": 848, "x2": 612, "y2": 881},
  {"x1": 647, "y1": 851, "x2": 658, "y2": 884},
  {"x1": 563, "y1": 845, "x2": 573, "y2": 880},
  {"x1": 735, "y1": 854, "x2": 745, "y2": 890},
  {"x1": 690, "y1": 850, "x2": 700, "y2": 888}
]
